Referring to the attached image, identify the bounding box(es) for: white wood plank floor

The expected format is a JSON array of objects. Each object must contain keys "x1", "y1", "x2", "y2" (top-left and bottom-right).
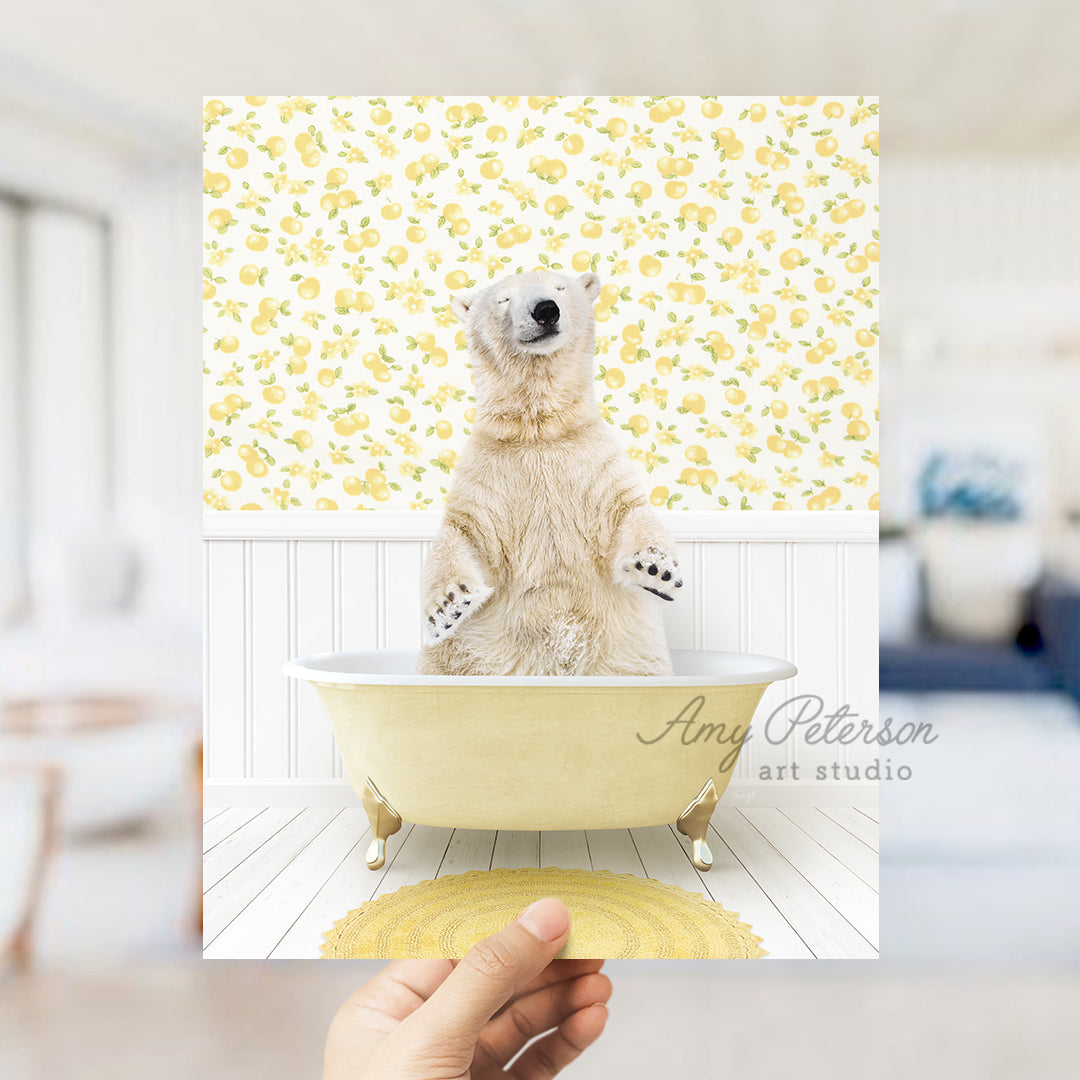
[{"x1": 203, "y1": 807, "x2": 878, "y2": 960}]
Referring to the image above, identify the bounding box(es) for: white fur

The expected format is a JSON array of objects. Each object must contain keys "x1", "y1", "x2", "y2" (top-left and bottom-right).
[{"x1": 416, "y1": 269, "x2": 682, "y2": 676}]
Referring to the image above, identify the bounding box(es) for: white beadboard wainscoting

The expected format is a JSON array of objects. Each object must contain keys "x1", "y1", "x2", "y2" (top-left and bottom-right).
[{"x1": 204, "y1": 511, "x2": 878, "y2": 807}]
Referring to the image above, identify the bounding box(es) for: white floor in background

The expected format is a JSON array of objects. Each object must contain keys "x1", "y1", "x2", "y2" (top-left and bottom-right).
[
  {"x1": 201, "y1": 805, "x2": 879, "y2": 960},
  {"x1": 880, "y1": 691, "x2": 1080, "y2": 966}
]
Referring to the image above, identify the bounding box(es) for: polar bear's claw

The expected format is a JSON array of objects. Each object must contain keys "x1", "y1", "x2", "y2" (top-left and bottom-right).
[
  {"x1": 423, "y1": 580, "x2": 494, "y2": 645},
  {"x1": 619, "y1": 547, "x2": 682, "y2": 601}
]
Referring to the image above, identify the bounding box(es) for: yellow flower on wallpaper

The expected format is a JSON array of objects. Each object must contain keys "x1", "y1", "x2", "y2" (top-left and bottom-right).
[{"x1": 203, "y1": 95, "x2": 878, "y2": 511}]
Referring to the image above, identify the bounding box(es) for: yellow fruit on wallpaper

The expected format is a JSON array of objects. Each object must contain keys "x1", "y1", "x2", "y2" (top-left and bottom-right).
[{"x1": 203, "y1": 95, "x2": 877, "y2": 511}]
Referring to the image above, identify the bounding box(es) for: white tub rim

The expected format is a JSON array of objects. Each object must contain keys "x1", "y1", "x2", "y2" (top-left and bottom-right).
[{"x1": 283, "y1": 648, "x2": 796, "y2": 687}]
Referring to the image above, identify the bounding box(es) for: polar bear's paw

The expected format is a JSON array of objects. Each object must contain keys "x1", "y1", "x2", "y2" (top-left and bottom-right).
[
  {"x1": 422, "y1": 581, "x2": 494, "y2": 644},
  {"x1": 618, "y1": 547, "x2": 683, "y2": 601}
]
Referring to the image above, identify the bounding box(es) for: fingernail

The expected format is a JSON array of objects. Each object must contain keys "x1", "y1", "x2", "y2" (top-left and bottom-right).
[{"x1": 516, "y1": 898, "x2": 569, "y2": 942}]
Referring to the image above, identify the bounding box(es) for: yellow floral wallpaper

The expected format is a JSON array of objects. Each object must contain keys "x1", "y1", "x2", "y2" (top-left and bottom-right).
[{"x1": 203, "y1": 96, "x2": 878, "y2": 511}]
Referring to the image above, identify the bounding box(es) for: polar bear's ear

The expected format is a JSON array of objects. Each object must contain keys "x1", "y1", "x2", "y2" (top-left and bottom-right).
[
  {"x1": 451, "y1": 292, "x2": 476, "y2": 325},
  {"x1": 578, "y1": 272, "x2": 600, "y2": 301}
]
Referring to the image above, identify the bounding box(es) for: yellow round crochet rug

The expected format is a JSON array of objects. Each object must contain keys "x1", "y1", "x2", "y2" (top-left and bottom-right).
[{"x1": 321, "y1": 868, "x2": 765, "y2": 959}]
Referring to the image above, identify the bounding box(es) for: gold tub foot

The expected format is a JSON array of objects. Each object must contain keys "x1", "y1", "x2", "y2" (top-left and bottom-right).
[
  {"x1": 676, "y1": 779, "x2": 720, "y2": 871},
  {"x1": 360, "y1": 778, "x2": 402, "y2": 870}
]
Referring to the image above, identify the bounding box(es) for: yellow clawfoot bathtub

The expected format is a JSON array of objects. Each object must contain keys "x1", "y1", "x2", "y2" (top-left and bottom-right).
[{"x1": 284, "y1": 649, "x2": 796, "y2": 871}]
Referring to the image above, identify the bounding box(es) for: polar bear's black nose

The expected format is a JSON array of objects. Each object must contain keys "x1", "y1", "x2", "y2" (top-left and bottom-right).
[{"x1": 532, "y1": 299, "x2": 560, "y2": 327}]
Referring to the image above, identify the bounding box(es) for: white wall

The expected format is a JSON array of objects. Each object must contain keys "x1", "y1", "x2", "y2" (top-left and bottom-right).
[
  {"x1": 203, "y1": 512, "x2": 878, "y2": 807},
  {"x1": 885, "y1": 159, "x2": 1080, "y2": 536},
  {"x1": 0, "y1": 88, "x2": 200, "y2": 631}
]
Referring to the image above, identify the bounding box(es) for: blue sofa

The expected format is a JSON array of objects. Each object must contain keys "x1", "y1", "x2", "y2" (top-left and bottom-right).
[{"x1": 880, "y1": 578, "x2": 1080, "y2": 700}]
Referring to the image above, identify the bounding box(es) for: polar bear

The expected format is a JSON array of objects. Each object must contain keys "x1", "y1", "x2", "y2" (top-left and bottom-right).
[{"x1": 415, "y1": 269, "x2": 682, "y2": 677}]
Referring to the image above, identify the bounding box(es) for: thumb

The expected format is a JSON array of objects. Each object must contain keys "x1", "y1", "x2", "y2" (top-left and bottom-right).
[{"x1": 405, "y1": 898, "x2": 570, "y2": 1050}]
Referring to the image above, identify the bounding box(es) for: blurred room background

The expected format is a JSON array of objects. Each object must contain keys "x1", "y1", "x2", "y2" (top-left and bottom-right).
[{"x1": 2, "y1": 1, "x2": 1080, "y2": 1077}]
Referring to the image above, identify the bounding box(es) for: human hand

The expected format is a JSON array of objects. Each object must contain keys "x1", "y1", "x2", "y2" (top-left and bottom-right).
[{"x1": 324, "y1": 898, "x2": 610, "y2": 1079}]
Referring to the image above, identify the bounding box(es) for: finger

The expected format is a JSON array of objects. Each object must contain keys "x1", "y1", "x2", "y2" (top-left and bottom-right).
[
  {"x1": 403, "y1": 898, "x2": 571, "y2": 1050},
  {"x1": 508, "y1": 1003, "x2": 609, "y2": 1080},
  {"x1": 489, "y1": 958, "x2": 606, "y2": 1019},
  {"x1": 478, "y1": 971, "x2": 612, "y2": 1064},
  {"x1": 348, "y1": 959, "x2": 455, "y2": 1022}
]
